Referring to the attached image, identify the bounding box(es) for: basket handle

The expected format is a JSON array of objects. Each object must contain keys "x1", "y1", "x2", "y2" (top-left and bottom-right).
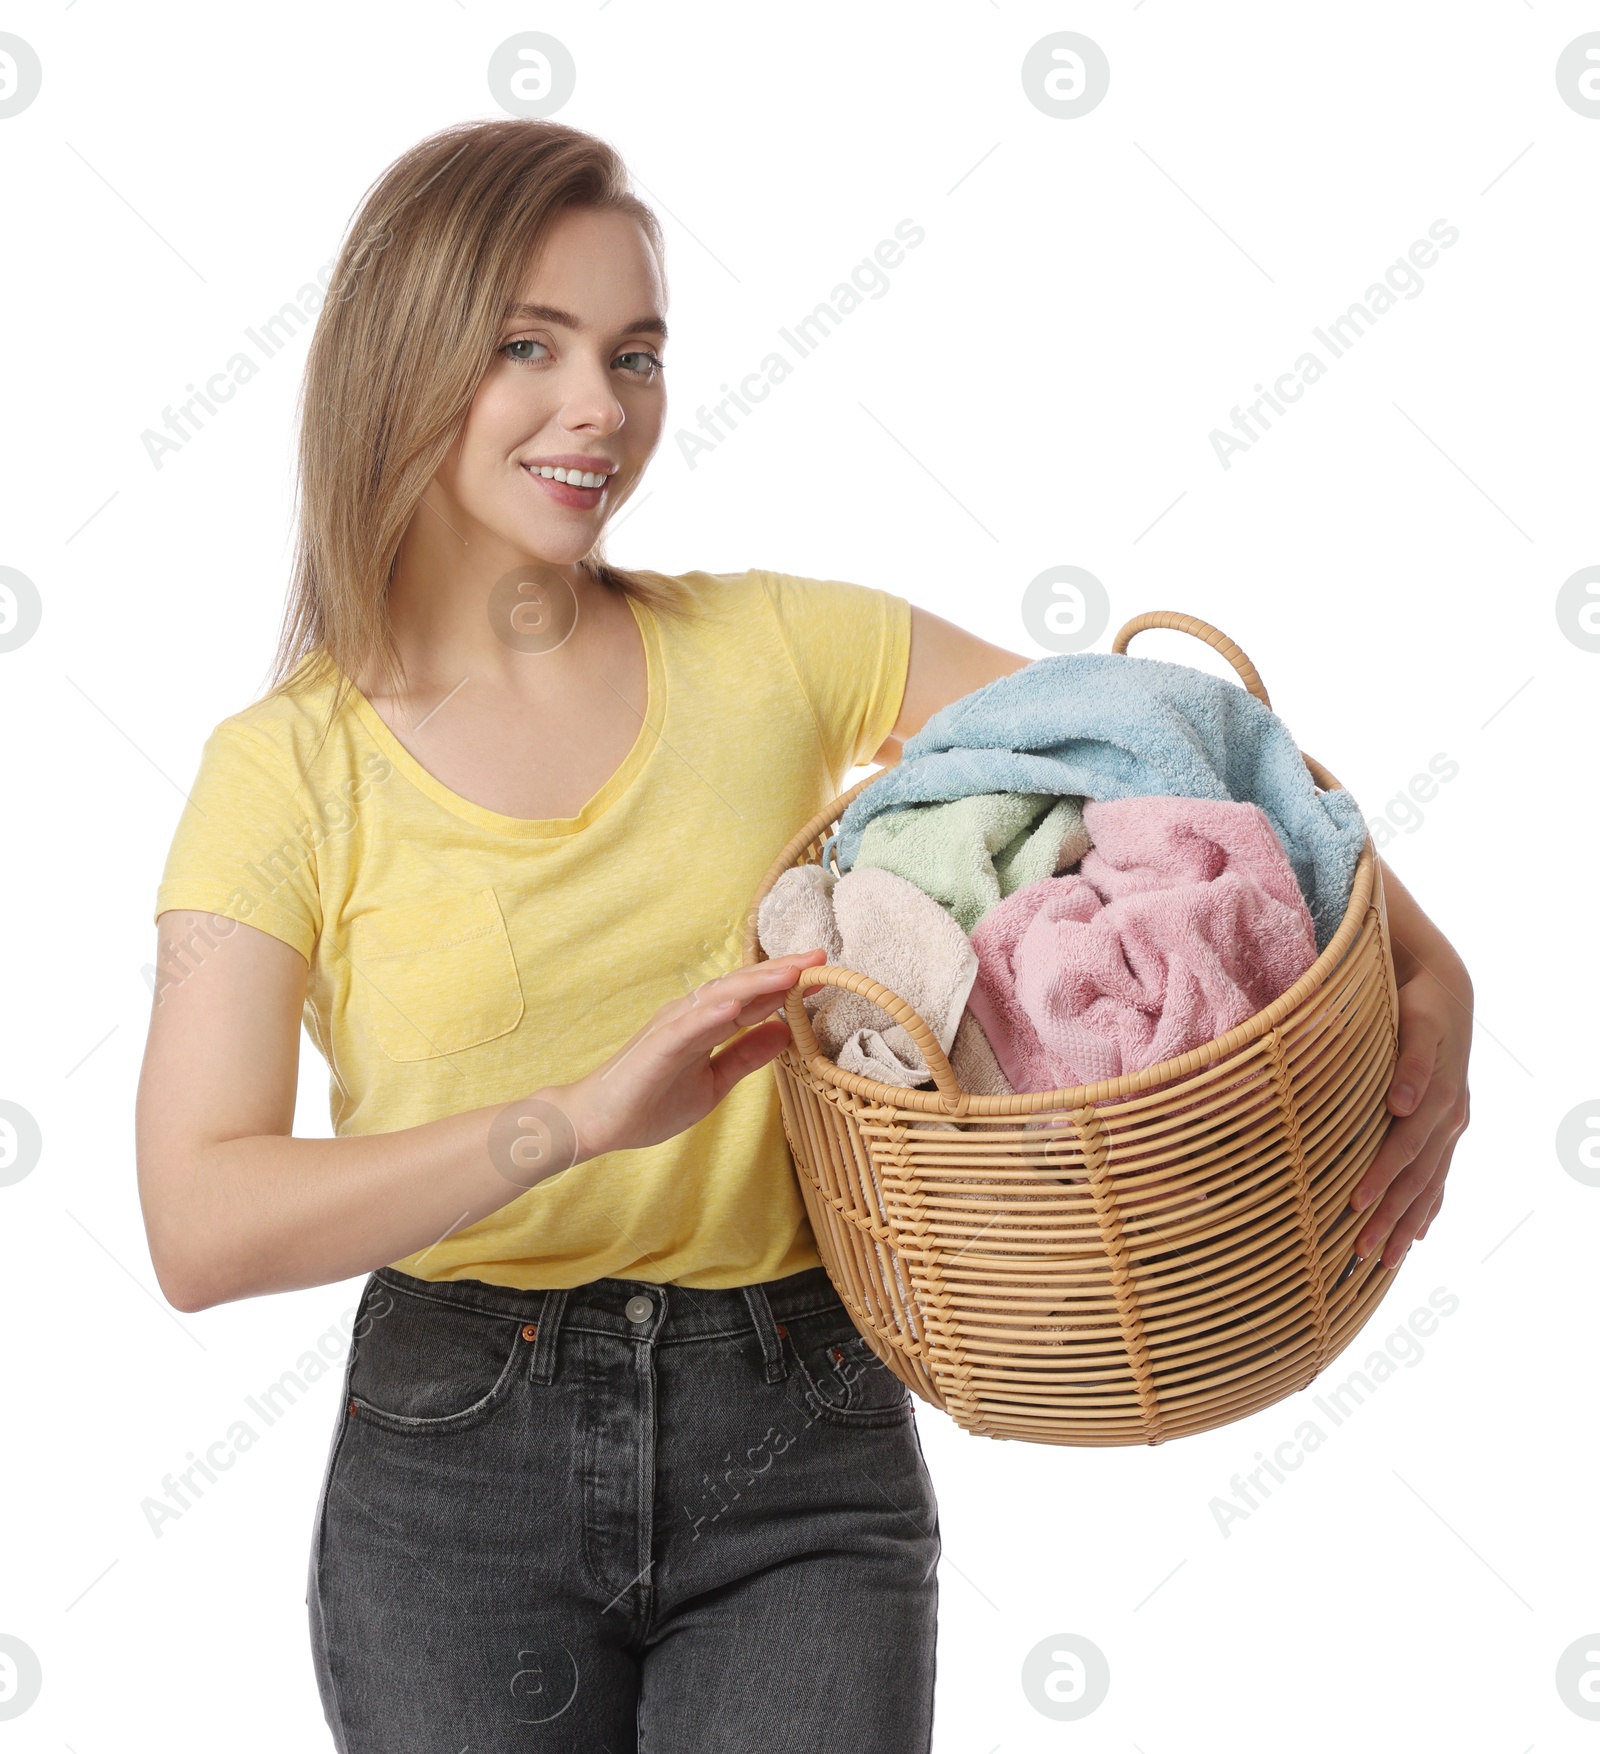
[
  {"x1": 782, "y1": 964, "x2": 966, "y2": 1109},
  {"x1": 1111, "y1": 611, "x2": 1271, "y2": 710}
]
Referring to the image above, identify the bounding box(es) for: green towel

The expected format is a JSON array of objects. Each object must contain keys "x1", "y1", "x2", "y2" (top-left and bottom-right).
[{"x1": 853, "y1": 792, "x2": 1091, "y2": 933}]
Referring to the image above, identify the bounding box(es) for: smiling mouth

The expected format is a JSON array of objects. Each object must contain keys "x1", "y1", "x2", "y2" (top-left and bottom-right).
[{"x1": 522, "y1": 463, "x2": 612, "y2": 491}]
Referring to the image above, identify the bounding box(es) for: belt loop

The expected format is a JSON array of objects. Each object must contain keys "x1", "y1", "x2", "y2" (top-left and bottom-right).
[
  {"x1": 528, "y1": 1288, "x2": 570, "y2": 1385},
  {"x1": 741, "y1": 1284, "x2": 789, "y2": 1385}
]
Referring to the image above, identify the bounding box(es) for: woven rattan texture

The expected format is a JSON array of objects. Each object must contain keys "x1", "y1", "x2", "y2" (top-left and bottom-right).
[{"x1": 743, "y1": 613, "x2": 1402, "y2": 1445}]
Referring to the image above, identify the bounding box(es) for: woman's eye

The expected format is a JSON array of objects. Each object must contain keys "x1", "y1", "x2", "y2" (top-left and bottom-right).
[
  {"x1": 616, "y1": 350, "x2": 664, "y2": 379},
  {"x1": 498, "y1": 338, "x2": 661, "y2": 377}
]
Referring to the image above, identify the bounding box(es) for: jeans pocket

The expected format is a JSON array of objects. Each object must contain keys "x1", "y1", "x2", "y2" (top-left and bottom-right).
[
  {"x1": 345, "y1": 1278, "x2": 528, "y2": 1435},
  {"x1": 789, "y1": 1319, "x2": 914, "y2": 1428}
]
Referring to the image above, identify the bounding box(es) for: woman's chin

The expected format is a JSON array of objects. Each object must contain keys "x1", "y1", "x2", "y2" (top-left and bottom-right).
[{"x1": 486, "y1": 523, "x2": 600, "y2": 572}]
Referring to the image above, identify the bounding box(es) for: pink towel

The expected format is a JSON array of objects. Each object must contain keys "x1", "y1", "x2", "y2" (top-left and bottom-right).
[{"x1": 966, "y1": 796, "x2": 1318, "y2": 1094}]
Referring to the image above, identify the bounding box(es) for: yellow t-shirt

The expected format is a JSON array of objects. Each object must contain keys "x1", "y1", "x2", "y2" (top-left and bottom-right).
[{"x1": 154, "y1": 568, "x2": 911, "y2": 1291}]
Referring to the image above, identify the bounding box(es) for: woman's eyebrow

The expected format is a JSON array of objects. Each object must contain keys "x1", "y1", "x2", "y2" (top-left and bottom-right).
[{"x1": 504, "y1": 300, "x2": 668, "y2": 340}]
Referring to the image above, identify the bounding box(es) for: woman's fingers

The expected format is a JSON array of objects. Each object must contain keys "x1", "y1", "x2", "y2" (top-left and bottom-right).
[
  {"x1": 1354, "y1": 1099, "x2": 1436, "y2": 1218},
  {"x1": 1358, "y1": 1134, "x2": 1449, "y2": 1266},
  {"x1": 598, "y1": 954, "x2": 824, "y2": 1086},
  {"x1": 707, "y1": 1016, "x2": 793, "y2": 1101},
  {"x1": 682, "y1": 958, "x2": 820, "y2": 1033},
  {"x1": 1384, "y1": 1002, "x2": 1443, "y2": 1118},
  {"x1": 1357, "y1": 1080, "x2": 1468, "y2": 1265},
  {"x1": 718, "y1": 956, "x2": 827, "y2": 1026},
  {"x1": 564, "y1": 953, "x2": 828, "y2": 1157},
  {"x1": 1383, "y1": 1173, "x2": 1445, "y2": 1268},
  {"x1": 1415, "y1": 1185, "x2": 1445, "y2": 1240},
  {"x1": 1343, "y1": 963, "x2": 1472, "y2": 1268},
  {"x1": 1355, "y1": 989, "x2": 1451, "y2": 1212},
  {"x1": 692, "y1": 953, "x2": 829, "y2": 1030}
]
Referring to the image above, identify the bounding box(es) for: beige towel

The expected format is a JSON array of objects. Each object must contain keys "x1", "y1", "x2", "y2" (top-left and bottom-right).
[
  {"x1": 758, "y1": 864, "x2": 1010, "y2": 1092},
  {"x1": 950, "y1": 1012, "x2": 1012, "y2": 1096}
]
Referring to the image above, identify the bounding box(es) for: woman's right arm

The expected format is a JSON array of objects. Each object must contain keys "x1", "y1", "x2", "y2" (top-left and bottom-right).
[{"x1": 136, "y1": 909, "x2": 823, "y2": 1312}]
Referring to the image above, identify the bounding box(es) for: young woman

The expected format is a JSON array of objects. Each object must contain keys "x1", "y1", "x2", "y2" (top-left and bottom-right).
[{"x1": 135, "y1": 118, "x2": 1473, "y2": 1753}]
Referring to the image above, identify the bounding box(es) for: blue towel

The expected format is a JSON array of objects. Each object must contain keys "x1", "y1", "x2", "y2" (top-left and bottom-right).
[{"x1": 834, "y1": 652, "x2": 1367, "y2": 951}]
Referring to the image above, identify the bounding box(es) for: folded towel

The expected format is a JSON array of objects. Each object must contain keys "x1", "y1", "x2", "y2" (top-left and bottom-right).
[
  {"x1": 949, "y1": 1010, "x2": 1014, "y2": 1096},
  {"x1": 758, "y1": 864, "x2": 997, "y2": 1088},
  {"x1": 967, "y1": 797, "x2": 1319, "y2": 1094},
  {"x1": 853, "y1": 791, "x2": 1092, "y2": 933},
  {"x1": 833, "y1": 652, "x2": 1366, "y2": 949}
]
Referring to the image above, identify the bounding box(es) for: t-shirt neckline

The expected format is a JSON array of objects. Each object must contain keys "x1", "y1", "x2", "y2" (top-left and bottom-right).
[{"x1": 335, "y1": 591, "x2": 663, "y2": 839}]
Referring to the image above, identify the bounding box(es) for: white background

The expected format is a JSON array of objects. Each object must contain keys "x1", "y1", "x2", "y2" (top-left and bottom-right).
[{"x1": 2, "y1": 2, "x2": 1596, "y2": 1748}]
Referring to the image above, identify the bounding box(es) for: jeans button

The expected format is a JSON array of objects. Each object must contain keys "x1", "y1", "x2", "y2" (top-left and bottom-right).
[{"x1": 624, "y1": 1294, "x2": 654, "y2": 1324}]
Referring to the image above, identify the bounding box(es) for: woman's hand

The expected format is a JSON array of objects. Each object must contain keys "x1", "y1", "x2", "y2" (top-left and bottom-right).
[
  {"x1": 1349, "y1": 862, "x2": 1473, "y2": 1271},
  {"x1": 553, "y1": 950, "x2": 828, "y2": 1162},
  {"x1": 137, "y1": 912, "x2": 826, "y2": 1309}
]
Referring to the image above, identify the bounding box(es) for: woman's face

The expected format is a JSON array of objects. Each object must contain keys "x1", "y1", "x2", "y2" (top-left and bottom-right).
[{"x1": 434, "y1": 205, "x2": 667, "y2": 567}]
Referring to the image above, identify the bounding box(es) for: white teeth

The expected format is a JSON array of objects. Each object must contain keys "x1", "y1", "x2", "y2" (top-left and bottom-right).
[{"x1": 531, "y1": 465, "x2": 607, "y2": 489}]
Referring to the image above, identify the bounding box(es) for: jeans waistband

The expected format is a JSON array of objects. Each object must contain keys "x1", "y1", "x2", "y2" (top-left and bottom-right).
[{"x1": 370, "y1": 1262, "x2": 848, "y2": 1387}]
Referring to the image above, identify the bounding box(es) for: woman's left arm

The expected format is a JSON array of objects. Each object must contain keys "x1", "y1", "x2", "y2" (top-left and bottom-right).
[
  {"x1": 871, "y1": 607, "x2": 1474, "y2": 1271},
  {"x1": 1353, "y1": 860, "x2": 1473, "y2": 1269}
]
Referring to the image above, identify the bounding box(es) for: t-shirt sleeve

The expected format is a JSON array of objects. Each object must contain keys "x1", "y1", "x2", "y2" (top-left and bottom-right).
[
  {"x1": 153, "y1": 718, "x2": 322, "y2": 962},
  {"x1": 758, "y1": 570, "x2": 912, "y2": 781}
]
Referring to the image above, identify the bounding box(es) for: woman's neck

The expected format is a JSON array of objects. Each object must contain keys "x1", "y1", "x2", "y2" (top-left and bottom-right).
[{"x1": 374, "y1": 493, "x2": 595, "y2": 709}]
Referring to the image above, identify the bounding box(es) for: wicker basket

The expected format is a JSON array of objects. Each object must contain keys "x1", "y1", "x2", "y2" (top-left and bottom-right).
[{"x1": 742, "y1": 611, "x2": 1401, "y2": 1446}]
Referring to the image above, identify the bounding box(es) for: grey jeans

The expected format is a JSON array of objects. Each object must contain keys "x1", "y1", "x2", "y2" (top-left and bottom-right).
[{"x1": 307, "y1": 1263, "x2": 940, "y2": 1751}]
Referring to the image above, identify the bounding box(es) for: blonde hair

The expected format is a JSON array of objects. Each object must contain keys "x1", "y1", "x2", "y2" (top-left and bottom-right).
[{"x1": 269, "y1": 117, "x2": 684, "y2": 708}]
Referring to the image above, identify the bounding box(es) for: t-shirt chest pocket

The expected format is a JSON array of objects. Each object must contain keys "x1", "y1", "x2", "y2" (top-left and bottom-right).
[{"x1": 345, "y1": 889, "x2": 524, "y2": 1062}]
